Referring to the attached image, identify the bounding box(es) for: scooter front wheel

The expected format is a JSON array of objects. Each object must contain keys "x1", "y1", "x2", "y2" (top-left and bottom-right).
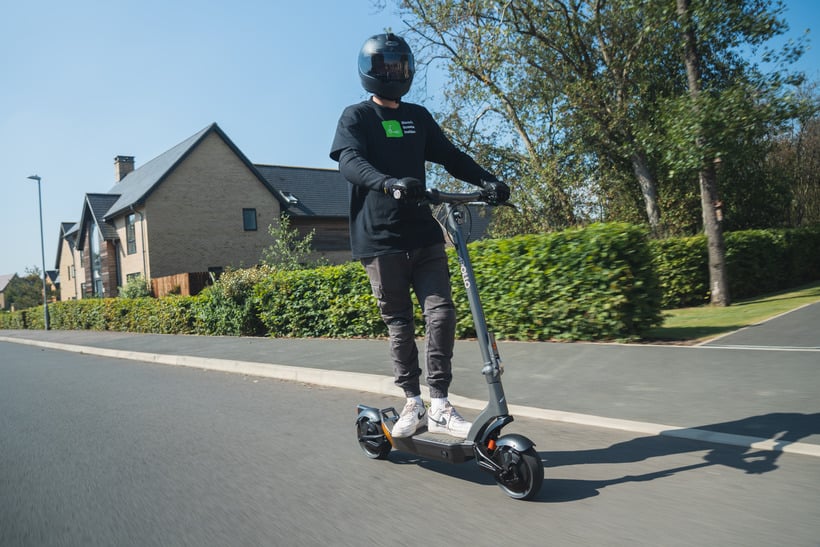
[
  {"x1": 494, "y1": 446, "x2": 544, "y2": 500},
  {"x1": 356, "y1": 416, "x2": 392, "y2": 460}
]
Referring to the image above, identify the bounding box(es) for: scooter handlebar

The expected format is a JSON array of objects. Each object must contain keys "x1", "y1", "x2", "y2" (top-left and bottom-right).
[
  {"x1": 425, "y1": 188, "x2": 482, "y2": 205},
  {"x1": 425, "y1": 188, "x2": 516, "y2": 209}
]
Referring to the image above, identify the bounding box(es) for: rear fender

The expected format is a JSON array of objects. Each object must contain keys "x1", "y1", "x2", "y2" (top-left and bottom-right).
[
  {"x1": 495, "y1": 433, "x2": 536, "y2": 453},
  {"x1": 356, "y1": 404, "x2": 383, "y2": 425}
]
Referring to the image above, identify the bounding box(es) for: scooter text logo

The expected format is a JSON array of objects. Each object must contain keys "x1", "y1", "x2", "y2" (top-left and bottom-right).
[{"x1": 458, "y1": 256, "x2": 471, "y2": 289}]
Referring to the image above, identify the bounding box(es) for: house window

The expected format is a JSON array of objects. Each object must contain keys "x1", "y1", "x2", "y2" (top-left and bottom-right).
[
  {"x1": 90, "y1": 223, "x2": 104, "y2": 297},
  {"x1": 126, "y1": 214, "x2": 137, "y2": 255},
  {"x1": 243, "y1": 208, "x2": 257, "y2": 231}
]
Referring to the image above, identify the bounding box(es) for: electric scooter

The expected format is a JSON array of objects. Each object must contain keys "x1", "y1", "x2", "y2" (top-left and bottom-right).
[{"x1": 355, "y1": 188, "x2": 544, "y2": 500}]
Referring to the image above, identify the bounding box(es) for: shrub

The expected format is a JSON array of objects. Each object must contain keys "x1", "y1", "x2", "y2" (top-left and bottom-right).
[
  {"x1": 254, "y1": 223, "x2": 662, "y2": 341},
  {"x1": 118, "y1": 275, "x2": 152, "y2": 298},
  {"x1": 256, "y1": 261, "x2": 385, "y2": 338},
  {"x1": 649, "y1": 224, "x2": 820, "y2": 307},
  {"x1": 195, "y1": 267, "x2": 272, "y2": 336},
  {"x1": 648, "y1": 235, "x2": 709, "y2": 308},
  {"x1": 451, "y1": 223, "x2": 662, "y2": 340}
]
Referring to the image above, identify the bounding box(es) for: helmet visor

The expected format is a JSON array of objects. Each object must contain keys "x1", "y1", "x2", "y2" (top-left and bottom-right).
[{"x1": 359, "y1": 52, "x2": 414, "y2": 82}]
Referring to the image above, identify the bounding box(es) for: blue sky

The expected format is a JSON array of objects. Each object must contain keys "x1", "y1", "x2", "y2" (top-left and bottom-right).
[{"x1": 1, "y1": 0, "x2": 817, "y2": 277}]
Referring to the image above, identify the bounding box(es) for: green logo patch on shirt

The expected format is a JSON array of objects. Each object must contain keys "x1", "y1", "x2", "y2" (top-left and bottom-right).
[{"x1": 382, "y1": 120, "x2": 404, "y2": 138}]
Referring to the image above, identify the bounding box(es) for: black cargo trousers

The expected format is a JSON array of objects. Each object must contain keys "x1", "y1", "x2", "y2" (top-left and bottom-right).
[{"x1": 361, "y1": 243, "x2": 456, "y2": 399}]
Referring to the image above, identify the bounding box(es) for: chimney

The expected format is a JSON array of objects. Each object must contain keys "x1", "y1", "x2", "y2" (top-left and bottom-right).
[{"x1": 114, "y1": 155, "x2": 135, "y2": 182}]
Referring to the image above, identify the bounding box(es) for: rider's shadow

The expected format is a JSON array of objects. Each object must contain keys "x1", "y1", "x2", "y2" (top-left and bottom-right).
[{"x1": 536, "y1": 412, "x2": 819, "y2": 503}]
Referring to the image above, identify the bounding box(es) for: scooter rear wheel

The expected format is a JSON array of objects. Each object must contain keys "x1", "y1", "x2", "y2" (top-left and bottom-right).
[
  {"x1": 356, "y1": 417, "x2": 391, "y2": 460},
  {"x1": 494, "y1": 446, "x2": 544, "y2": 500}
]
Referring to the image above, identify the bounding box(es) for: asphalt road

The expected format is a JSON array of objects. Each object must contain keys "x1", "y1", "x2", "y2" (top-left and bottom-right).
[{"x1": 2, "y1": 342, "x2": 819, "y2": 546}]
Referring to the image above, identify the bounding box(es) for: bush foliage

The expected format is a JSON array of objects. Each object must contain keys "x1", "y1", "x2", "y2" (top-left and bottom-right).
[
  {"x1": 649, "y1": 225, "x2": 820, "y2": 308},
  {"x1": 2, "y1": 224, "x2": 817, "y2": 340},
  {"x1": 448, "y1": 223, "x2": 662, "y2": 340}
]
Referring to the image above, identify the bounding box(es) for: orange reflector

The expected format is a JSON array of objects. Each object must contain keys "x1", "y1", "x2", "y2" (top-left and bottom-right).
[
  {"x1": 382, "y1": 422, "x2": 394, "y2": 446},
  {"x1": 487, "y1": 439, "x2": 496, "y2": 451}
]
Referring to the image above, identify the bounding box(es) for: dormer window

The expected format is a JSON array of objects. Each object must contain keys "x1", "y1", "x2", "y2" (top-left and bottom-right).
[{"x1": 282, "y1": 191, "x2": 299, "y2": 205}]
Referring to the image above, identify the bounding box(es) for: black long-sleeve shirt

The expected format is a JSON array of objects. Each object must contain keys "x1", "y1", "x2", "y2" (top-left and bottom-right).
[{"x1": 330, "y1": 99, "x2": 495, "y2": 258}]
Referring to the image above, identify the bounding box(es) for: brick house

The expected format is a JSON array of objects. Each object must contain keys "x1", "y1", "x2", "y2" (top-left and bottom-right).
[
  {"x1": 0, "y1": 273, "x2": 16, "y2": 309},
  {"x1": 56, "y1": 222, "x2": 83, "y2": 300},
  {"x1": 55, "y1": 123, "x2": 351, "y2": 300},
  {"x1": 254, "y1": 164, "x2": 351, "y2": 264}
]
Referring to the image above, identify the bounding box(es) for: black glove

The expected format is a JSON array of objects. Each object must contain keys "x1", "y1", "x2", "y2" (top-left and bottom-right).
[
  {"x1": 481, "y1": 180, "x2": 510, "y2": 205},
  {"x1": 384, "y1": 177, "x2": 426, "y2": 200}
]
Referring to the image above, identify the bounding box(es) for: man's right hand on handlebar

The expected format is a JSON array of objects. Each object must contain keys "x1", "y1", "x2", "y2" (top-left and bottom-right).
[
  {"x1": 481, "y1": 180, "x2": 511, "y2": 205},
  {"x1": 384, "y1": 177, "x2": 426, "y2": 200}
]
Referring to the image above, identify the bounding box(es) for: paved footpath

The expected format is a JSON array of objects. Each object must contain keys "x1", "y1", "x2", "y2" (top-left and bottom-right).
[{"x1": 2, "y1": 301, "x2": 818, "y2": 455}]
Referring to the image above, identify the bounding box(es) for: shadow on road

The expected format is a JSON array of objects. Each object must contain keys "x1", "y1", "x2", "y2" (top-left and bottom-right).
[
  {"x1": 537, "y1": 412, "x2": 820, "y2": 503},
  {"x1": 384, "y1": 412, "x2": 819, "y2": 503}
]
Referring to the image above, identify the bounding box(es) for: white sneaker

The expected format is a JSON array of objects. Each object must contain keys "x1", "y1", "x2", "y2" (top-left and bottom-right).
[
  {"x1": 428, "y1": 403, "x2": 472, "y2": 438},
  {"x1": 391, "y1": 400, "x2": 426, "y2": 438}
]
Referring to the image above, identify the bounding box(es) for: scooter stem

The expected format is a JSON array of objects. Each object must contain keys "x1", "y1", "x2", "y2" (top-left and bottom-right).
[{"x1": 443, "y1": 204, "x2": 510, "y2": 436}]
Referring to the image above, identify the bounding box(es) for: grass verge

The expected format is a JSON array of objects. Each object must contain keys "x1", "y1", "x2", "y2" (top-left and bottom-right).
[{"x1": 642, "y1": 282, "x2": 820, "y2": 344}]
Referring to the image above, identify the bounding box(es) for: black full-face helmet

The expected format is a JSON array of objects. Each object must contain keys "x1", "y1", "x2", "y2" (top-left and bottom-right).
[{"x1": 358, "y1": 33, "x2": 415, "y2": 101}]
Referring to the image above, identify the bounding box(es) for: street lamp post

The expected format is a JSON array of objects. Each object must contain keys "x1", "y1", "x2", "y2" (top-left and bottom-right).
[{"x1": 27, "y1": 175, "x2": 50, "y2": 330}]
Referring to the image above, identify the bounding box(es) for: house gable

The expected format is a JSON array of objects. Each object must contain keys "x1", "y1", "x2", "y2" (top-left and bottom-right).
[
  {"x1": 104, "y1": 123, "x2": 288, "y2": 221},
  {"x1": 0, "y1": 273, "x2": 17, "y2": 310},
  {"x1": 76, "y1": 194, "x2": 120, "y2": 251},
  {"x1": 55, "y1": 222, "x2": 77, "y2": 270},
  {"x1": 136, "y1": 129, "x2": 284, "y2": 278},
  {"x1": 56, "y1": 222, "x2": 84, "y2": 301}
]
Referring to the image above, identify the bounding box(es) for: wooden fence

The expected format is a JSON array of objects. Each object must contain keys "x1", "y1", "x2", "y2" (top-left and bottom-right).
[{"x1": 151, "y1": 272, "x2": 212, "y2": 298}]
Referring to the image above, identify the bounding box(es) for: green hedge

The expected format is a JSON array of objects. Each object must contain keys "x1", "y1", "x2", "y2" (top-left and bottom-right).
[
  {"x1": 649, "y1": 225, "x2": 820, "y2": 308},
  {"x1": 3, "y1": 224, "x2": 817, "y2": 340},
  {"x1": 0, "y1": 296, "x2": 204, "y2": 333},
  {"x1": 256, "y1": 262, "x2": 386, "y2": 338},
  {"x1": 251, "y1": 223, "x2": 661, "y2": 341},
  {"x1": 449, "y1": 223, "x2": 661, "y2": 340},
  {"x1": 1, "y1": 222, "x2": 663, "y2": 341}
]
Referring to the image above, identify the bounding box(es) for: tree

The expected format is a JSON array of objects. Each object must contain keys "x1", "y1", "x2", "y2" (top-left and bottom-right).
[
  {"x1": 393, "y1": 1, "x2": 579, "y2": 233},
  {"x1": 666, "y1": 0, "x2": 808, "y2": 304},
  {"x1": 674, "y1": 0, "x2": 730, "y2": 305},
  {"x1": 3, "y1": 267, "x2": 49, "y2": 310},
  {"x1": 767, "y1": 84, "x2": 820, "y2": 227},
  {"x1": 390, "y1": 0, "x2": 684, "y2": 234},
  {"x1": 387, "y1": 0, "x2": 808, "y2": 242},
  {"x1": 260, "y1": 214, "x2": 328, "y2": 270}
]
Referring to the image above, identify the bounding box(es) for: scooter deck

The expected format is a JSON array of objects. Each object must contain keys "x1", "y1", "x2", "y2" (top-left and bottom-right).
[{"x1": 390, "y1": 426, "x2": 475, "y2": 464}]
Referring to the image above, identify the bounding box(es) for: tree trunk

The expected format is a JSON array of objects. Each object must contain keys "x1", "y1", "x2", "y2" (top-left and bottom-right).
[
  {"x1": 631, "y1": 151, "x2": 662, "y2": 235},
  {"x1": 699, "y1": 162, "x2": 730, "y2": 305},
  {"x1": 677, "y1": 0, "x2": 730, "y2": 306}
]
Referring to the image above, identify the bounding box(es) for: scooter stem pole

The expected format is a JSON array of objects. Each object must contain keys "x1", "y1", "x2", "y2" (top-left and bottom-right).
[{"x1": 445, "y1": 206, "x2": 505, "y2": 388}]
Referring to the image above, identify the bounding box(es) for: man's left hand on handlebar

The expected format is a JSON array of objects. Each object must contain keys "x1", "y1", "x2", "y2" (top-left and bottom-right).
[{"x1": 481, "y1": 180, "x2": 511, "y2": 205}]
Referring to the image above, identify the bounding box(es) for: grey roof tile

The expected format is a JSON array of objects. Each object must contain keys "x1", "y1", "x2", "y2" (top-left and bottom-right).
[
  {"x1": 76, "y1": 193, "x2": 120, "y2": 250},
  {"x1": 103, "y1": 125, "x2": 213, "y2": 219},
  {"x1": 254, "y1": 164, "x2": 348, "y2": 217}
]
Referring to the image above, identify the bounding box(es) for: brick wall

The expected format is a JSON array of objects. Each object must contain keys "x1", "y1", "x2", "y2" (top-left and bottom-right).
[{"x1": 143, "y1": 131, "x2": 282, "y2": 278}]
